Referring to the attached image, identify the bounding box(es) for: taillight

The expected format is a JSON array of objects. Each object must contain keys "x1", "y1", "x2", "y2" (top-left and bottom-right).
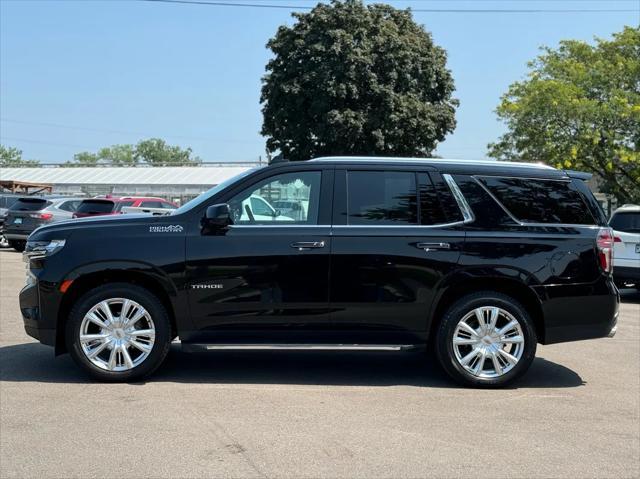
[
  {"x1": 29, "y1": 213, "x2": 53, "y2": 220},
  {"x1": 613, "y1": 236, "x2": 622, "y2": 243},
  {"x1": 596, "y1": 227, "x2": 614, "y2": 274}
]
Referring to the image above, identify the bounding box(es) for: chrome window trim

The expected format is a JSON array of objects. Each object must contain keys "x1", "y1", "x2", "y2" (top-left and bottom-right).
[
  {"x1": 332, "y1": 222, "x2": 466, "y2": 229},
  {"x1": 474, "y1": 174, "x2": 570, "y2": 182},
  {"x1": 472, "y1": 176, "x2": 598, "y2": 228},
  {"x1": 229, "y1": 224, "x2": 329, "y2": 228},
  {"x1": 442, "y1": 174, "x2": 475, "y2": 224},
  {"x1": 229, "y1": 222, "x2": 468, "y2": 229}
]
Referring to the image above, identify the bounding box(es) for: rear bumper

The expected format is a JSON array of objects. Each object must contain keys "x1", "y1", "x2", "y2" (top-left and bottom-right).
[
  {"x1": 4, "y1": 232, "x2": 29, "y2": 241},
  {"x1": 613, "y1": 265, "x2": 640, "y2": 285},
  {"x1": 533, "y1": 277, "x2": 619, "y2": 344}
]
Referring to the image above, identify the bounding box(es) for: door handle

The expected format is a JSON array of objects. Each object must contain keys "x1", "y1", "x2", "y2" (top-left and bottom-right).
[
  {"x1": 291, "y1": 241, "x2": 325, "y2": 250},
  {"x1": 416, "y1": 242, "x2": 450, "y2": 252}
]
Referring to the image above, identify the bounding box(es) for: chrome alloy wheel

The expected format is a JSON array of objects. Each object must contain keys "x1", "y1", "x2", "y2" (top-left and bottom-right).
[
  {"x1": 452, "y1": 306, "x2": 525, "y2": 379},
  {"x1": 79, "y1": 298, "x2": 156, "y2": 372}
]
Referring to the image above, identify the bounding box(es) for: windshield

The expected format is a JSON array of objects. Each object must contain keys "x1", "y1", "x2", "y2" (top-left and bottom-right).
[
  {"x1": 610, "y1": 212, "x2": 640, "y2": 233},
  {"x1": 172, "y1": 167, "x2": 261, "y2": 215}
]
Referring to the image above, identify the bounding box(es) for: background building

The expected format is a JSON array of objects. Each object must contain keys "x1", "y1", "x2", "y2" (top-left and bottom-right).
[{"x1": 0, "y1": 164, "x2": 258, "y2": 205}]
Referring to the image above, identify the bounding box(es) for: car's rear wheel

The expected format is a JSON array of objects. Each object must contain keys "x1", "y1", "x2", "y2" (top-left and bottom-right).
[
  {"x1": 435, "y1": 292, "x2": 537, "y2": 388},
  {"x1": 8, "y1": 240, "x2": 25, "y2": 252},
  {"x1": 66, "y1": 283, "x2": 171, "y2": 381}
]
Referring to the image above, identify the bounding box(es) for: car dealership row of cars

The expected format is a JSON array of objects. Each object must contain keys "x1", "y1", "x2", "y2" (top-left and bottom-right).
[{"x1": 0, "y1": 194, "x2": 177, "y2": 251}]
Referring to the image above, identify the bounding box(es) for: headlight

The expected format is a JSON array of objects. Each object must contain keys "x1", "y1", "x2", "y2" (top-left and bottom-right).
[{"x1": 24, "y1": 239, "x2": 67, "y2": 260}]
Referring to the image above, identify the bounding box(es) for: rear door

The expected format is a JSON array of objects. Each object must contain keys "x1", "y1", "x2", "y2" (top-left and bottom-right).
[{"x1": 329, "y1": 166, "x2": 467, "y2": 343}]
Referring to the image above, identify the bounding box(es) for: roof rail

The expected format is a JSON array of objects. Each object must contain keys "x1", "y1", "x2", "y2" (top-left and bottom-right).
[{"x1": 310, "y1": 156, "x2": 556, "y2": 169}]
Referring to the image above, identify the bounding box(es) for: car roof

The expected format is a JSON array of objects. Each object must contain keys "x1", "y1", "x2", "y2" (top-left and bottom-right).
[
  {"x1": 305, "y1": 156, "x2": 565, "y2": 178},
  {"x1": 612, "y1": 204, "x2": 640, "y2": 214}
]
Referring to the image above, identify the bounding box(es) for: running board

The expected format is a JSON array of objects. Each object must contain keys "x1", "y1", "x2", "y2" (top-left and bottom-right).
[{"x1": 181, "y1": 343, "x2": 418, "y2": 353}]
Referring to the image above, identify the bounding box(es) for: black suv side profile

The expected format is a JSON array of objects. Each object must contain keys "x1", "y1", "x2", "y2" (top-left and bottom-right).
[{"x1": 20, "y1": 158, "x2": 619, "y2": 387}]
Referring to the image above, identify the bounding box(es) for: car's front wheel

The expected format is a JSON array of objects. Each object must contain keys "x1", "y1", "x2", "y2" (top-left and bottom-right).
[
  {"x1": 435, "y1": 292, "x2": 537, "y2": 388},
  {"x1": 66, "y1": 283, "x2": 171, "y2": 381}
]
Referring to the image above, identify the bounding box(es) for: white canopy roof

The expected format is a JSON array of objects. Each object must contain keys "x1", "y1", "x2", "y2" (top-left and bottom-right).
[{"x1": 0, "y1": 165, "x2": 257, "y2": 186}]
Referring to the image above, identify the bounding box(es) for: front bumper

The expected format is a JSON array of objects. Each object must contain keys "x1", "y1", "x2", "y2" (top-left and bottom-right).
[{"x1": 19, "y1": 281, "x2": 56, "y2": 346}]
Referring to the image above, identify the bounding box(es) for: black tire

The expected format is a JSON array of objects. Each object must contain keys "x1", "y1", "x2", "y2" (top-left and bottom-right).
[
  {"x1": 435, "y1": 292, "x2": 537, "y2": 388},
  {"x1": 66, "y1": 283, "x2": 172, "y2": 382},
  {"x1": 8, "y1": 240, "x2": 25, "y2": 252}
]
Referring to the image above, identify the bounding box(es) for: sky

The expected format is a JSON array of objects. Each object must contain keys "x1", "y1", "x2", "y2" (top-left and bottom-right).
[{"x1": 0, "y1": 0, "x2": 637, "y2": 164}]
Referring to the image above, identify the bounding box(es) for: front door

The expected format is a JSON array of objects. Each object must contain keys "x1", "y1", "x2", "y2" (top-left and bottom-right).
[{"x1": 184, "y1": 168, "x2": 332, "y2": 343}]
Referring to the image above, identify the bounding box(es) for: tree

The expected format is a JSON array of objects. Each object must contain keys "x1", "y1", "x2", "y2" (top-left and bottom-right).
[
  {"x1": 488, "y1": 26, "x2": 640, "y2": 204},
  {"x1": 134, "y1": 138, "x2": 201, "y2": 166},
  {"x1": 66, "y1": 139, "x2": 201, "y2": 167},
  {"x1": 0, "y1": 145, "x2": 40, "y2": 167},
  {"x1": 261, "y1": 0, "x2": 458, "y2": 161},
  {"x1": 67, "y1": 151, "x2": 100, "y2": 167}
]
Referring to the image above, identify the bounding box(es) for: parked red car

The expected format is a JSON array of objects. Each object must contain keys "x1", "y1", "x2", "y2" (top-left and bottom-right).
[{"x1": 72, "y1": 196, "x2": 177, "y2": 218}]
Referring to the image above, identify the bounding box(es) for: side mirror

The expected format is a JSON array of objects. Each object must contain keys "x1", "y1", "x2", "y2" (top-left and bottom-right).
[{"x1": 204, "y1": 203, "x2": 232, "y2": 230}]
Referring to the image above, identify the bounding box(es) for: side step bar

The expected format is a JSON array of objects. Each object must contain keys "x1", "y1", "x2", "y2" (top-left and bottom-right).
[{"x1": 182, "y1": 343, "x2": 418, "y2": 353}]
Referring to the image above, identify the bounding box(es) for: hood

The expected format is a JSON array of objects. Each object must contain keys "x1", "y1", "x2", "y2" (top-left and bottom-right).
[{"x1": 28, "y1": 213, "x2": 177, "y2": 241}]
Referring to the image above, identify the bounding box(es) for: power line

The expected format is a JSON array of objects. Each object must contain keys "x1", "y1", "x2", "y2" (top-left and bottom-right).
[
  {"x1": 139, "y1": 0, "x2": 638, "y2": 12},
  {"x1": 0, "y1": 136, "x2": 98, "y2": 149},
  {"x1": 0, "y1": 118, "x2": 257, "y2": 144}
]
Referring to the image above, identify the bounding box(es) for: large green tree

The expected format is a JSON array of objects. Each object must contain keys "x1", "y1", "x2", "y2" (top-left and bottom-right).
[
  {"x1": 0, "y1": 145, "x2": 40, "y2": 167},
  {"x1": 67, "y1": 139, "x2": 201, "y2": 167},
  {"x1": 261, "y1": 0, "x2": 458, "y2": 161},
  {"x1": 488, "y1": 26, "x2": 640, "y2": 204}
]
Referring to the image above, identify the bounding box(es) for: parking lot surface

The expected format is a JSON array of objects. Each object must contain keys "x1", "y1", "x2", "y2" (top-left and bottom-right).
[{"x1": 1, "y1": 248, "x2": 639, "y2": 479}]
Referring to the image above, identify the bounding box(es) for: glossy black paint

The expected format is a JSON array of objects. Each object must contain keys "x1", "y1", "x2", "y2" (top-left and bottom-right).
[{"x1": 20, "y1": 158, "x2": 619, "y2": 355}]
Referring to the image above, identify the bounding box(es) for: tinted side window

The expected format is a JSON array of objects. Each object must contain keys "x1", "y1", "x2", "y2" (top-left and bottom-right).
[
  {"x1": 453, "y1": 175, "x2": 516, "y2": 227},
  {"x1": 347, "y1": 171, "x2": 417, "y2": 225},
  {"x1": 114, "y1": 201, "x2": 135, "y2": 212},
  {"x1": 417, "y1": 173, "x2": 448, "y2": 225},
  {"x1": 141, "y1": 201, "x2": 163, "y2": 208},
  {"x1": 478, "y1": 177, "x2": 595, "y2": 224},
  {"x1": 429, "y1": 173, "x2": 464, "y2": 223},
  {"x1": 58, "y1": 200, "x2": 81, "y2": 212}
]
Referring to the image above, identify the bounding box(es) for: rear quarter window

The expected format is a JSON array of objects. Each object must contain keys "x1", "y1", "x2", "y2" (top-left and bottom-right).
[{"x1": 477, "y1": 177, "x2": 595, "y2": 225}]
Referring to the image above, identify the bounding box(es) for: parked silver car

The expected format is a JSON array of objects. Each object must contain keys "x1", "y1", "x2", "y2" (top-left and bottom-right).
[{"x1": 3, "y1": 196, "x2": 84, "y2": 251}]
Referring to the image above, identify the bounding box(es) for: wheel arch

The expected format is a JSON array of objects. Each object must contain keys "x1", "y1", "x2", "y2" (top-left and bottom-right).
[
  {"x1": 55, "y1": 268, "x2": 179, "y2": 355},
  {"x1": 427, "y1": 275, "x2": 546, "y2": 346}
]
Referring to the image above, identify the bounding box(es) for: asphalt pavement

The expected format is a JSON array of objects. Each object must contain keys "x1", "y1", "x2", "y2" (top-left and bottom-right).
[{"x1": 1, "y1": 248, "x2": 638, "y2": 478}]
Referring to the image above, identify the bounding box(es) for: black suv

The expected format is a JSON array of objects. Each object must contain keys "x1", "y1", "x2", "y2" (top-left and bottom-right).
[{"x1": 20, "y1": 158, "x2": 618, "y2": 387}]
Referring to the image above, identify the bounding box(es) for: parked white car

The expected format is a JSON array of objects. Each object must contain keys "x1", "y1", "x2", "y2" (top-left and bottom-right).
[
  {"x1": 609, "y1": 204, "x2": 640, "y2": 289},
  {"x1": 237, "y1": 195, "x2": 294, "y2": 222}
]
